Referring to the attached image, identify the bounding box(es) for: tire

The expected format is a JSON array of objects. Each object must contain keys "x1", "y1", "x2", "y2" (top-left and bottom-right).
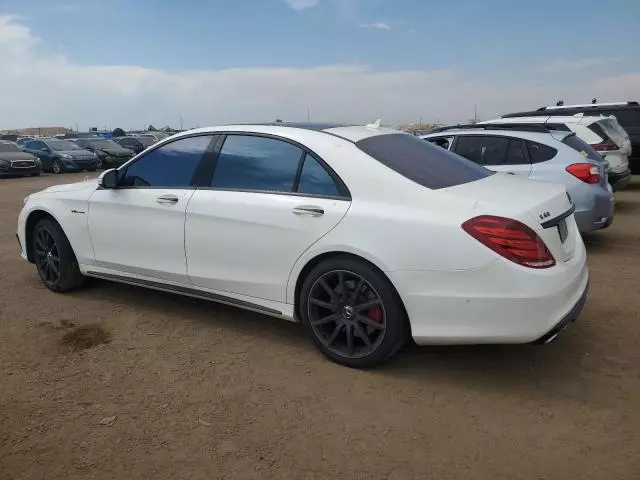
[
  {"x1": 52, "y1": 160, "x2": 63, "y2": 174},
  {"x1": 95, "y1": 158, "x2": 103, "y2": 169},
  {"x1": 32, "y1": 218, "x2": 85, "y2": 292},
  {"x1": 299, "y1": 256, "x2": 406, "y2": 368}
]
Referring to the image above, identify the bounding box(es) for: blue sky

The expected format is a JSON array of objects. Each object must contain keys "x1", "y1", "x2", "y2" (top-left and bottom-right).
[{"x1": 0, "y1": 0, "x2": 639, "y2": 129}]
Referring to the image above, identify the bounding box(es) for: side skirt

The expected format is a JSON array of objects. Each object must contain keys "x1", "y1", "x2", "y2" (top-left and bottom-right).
[{"x1": 84, "y1": 270, "x2": 291, "y2": 319}]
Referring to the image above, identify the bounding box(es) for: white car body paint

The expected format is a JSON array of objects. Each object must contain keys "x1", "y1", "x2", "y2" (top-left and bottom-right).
[{"x1": 18, "y1": 124, "x2": 589, "y2": 344}]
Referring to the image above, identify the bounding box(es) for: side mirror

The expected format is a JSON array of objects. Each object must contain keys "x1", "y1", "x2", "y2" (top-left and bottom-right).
[{"x1": 98, "y1": 168, "x2": 119, "y2": 189}]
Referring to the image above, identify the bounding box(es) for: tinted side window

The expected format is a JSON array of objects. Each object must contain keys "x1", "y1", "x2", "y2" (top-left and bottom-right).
[
  {"x1": 356, "y1": 133, "x2": 492, "y2": 190},
  {"x1": 425, "y1": 136, "x2": 453, "y2": 150},
  {"x1": 546, "y1": 123, "x2": 571, "y2": 132},
  {"x1": 526, "y1": 141, "x2": 557, "y2": 163},
  {"x1": 297, "y1": 154, "x2": 341, "y2": 197},
  {"x1": 120, "y1": 135, "x2": 213, "y2": 187},
  {"x1": 454, "y1": 136, "x2": 509, "y2": 166},
  {"x1": 505, "y1": 139, "x2": 527, "y2": 165},
  {"x1": 211, "y1": 135, "x2": 303, "y2": 192},
  {"x1": 587, "y1": 123, "x2": 609, "y2": 141}
]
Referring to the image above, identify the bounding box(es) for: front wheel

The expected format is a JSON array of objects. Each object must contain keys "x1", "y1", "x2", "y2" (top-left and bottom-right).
[
  {"x1": 299, "y1": 257, "x2": 406, "y2": 368},
  {"x1": 51, "y1": 160, "x2": 63, "y2": 174},
  {"x1": 32, "y1": 218, "x2": 85, "y2": 292}
]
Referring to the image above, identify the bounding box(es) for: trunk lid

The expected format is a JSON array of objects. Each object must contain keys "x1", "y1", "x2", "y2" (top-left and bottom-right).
[{"x1": 444, "y1": 173, "x2": 577, "y2": 262}]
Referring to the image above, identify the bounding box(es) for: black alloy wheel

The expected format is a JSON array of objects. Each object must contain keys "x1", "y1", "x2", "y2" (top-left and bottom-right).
[
  {"x1": 300, "y1": 257, "x2": 406, "y2": 368},
  {"x1": 52, "y1": 160, "x2": 62, "y2": 174},
  {"x1": 32, "y1": 219, "x2": 85, "y2": 292},
  {"x1": 34, "y1": 227, "x2": 61, "y2": 285}
]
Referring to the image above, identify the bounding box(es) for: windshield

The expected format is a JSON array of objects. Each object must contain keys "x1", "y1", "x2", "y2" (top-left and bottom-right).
[
  {"x1": 86, "y1": 139, "x2": 121, "y2": 149},
  {"x1": 138, "y1": 137, "x2": 155, "y2": 146},
  {"x1": 357, "y1": 134, "x2": 494, "y2": 189},
  {"x1": 47, "y1": 140, "x2": 82, "y2": 151},
  {"x1": 0, "y1": 141, "x2": 21, "y2": 153},
  {"x1": 563, "y1": 135, "x2": 602, "y2": 161}
]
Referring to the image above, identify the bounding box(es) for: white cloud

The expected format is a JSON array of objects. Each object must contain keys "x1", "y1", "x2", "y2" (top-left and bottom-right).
[
  {"x1": 283, "y1": 0, "x2": 320, "y2": 10},
  {"x1": 358, "y1": 22, "x2": 392, "y2": 30},
  {"x1": 0, "y1": 15, "x2": 639, "y2": 131}
]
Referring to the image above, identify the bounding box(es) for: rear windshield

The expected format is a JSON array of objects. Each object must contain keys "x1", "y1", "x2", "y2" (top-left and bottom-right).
[
  {"x1": 356, "y1": 133, "x2": 493, "y2": 189},
  {"x1": 562, "y1": 135, "x2": 602, "y2": 161}
]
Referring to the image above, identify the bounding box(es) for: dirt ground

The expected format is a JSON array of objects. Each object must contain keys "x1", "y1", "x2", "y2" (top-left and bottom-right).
[{"x1": 1, "y1": 172, "x2": 639, "y2": 480}]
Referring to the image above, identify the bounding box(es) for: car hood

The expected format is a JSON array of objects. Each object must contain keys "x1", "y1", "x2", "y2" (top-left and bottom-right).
[{"x1": 0, "y1": 152, "x2": 38, "y2": 161}]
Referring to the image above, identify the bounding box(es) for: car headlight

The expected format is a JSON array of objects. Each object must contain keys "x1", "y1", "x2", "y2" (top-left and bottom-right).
[{"x1": 60, "y1": 154, "x2": 73, "y2": 159}]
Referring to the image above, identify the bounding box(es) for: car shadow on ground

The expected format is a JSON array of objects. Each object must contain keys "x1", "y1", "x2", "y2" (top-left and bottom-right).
[{"x1": 71, "y1": 278, "x2": 595, "y2": 399}]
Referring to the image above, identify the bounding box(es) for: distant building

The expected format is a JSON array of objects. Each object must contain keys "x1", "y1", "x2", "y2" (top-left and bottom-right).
[{"x1": 0, "y1": 126, "x2": 72, "y2": 137}]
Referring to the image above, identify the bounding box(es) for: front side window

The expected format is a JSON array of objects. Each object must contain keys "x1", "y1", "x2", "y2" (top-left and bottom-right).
[
  {"x1": 211, "y1": 135, "x2": 303, "y2": 192},
  {"x1": 356, "y1": 133, "x2": 492, "y2": 190},
  {"x1": 297, "y1": 154, "x2": 340, "y2": 197},
  {"x1": 454, "y1": 135, "x2": 510, "y2": 166},
  {"x1": 120, "y1": 135, "x2": 213, "y2": 187}
]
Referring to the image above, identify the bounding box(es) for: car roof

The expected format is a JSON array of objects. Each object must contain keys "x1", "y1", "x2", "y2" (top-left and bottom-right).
[
  {"x1": 482, "y1": 115, "x2": 609, "y2": 126},
  {"x1": 421, "y1": 128, "x2": 571, "y2": 143},
  {"x1": 169, "y1": 123, "x2": 401, "y2": 144}
]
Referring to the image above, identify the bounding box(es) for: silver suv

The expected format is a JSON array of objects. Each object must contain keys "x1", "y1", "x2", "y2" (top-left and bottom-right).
[{"x1": 421, "y1": 125, "x2": 614, "y2": 233}]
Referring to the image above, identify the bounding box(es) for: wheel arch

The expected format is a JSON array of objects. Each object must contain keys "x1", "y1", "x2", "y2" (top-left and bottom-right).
[
  {"x1": 291, "y1": 251, "x2": 411, "y2": 337},
  {"x1": 24, "y1": 209, "x2": 63, "y2": 263}
]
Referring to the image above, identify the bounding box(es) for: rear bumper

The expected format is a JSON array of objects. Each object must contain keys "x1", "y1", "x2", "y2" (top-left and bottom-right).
[
  {"x1": 574, "y1": 187, "x2": 615, "y2": 233},
  {"x1": 389, "y1": 234, "x2": 589, "y2": 345},
  {"x1": 533, "y1": 281, "x2": 589, "y2": 344},
  {"x1": 608, "y1": 168, "x2": 632, "y2": 191}
]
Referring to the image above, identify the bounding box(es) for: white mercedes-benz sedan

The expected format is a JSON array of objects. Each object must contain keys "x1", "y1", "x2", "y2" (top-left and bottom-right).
[{"x1": 17, "y1": 123, "x2": 589, "y2": 368}]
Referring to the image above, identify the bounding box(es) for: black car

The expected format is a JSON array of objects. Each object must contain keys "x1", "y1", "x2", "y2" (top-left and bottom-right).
[
  {"x1": 21, "y1": 139, "x2": 99, "y2": 174},
  {"x1": 503, "y1": 101, "x2": 640, "y2": 173},
  {"x1": 112, "y1": 136, "x2": 156, "y2": 154},
  {"x1": 0, "y1": 141, "x2": 41, "y2": 177},
  {"x1": 72, "y1": 138, "x2": 135, "y2": 168}
]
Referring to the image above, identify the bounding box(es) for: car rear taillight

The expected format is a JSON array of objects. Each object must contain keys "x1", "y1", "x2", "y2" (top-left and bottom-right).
[
  {"x1": 590, "y1": 139, "x2": 618, "y2": 152},
  {"x1": 566, "y1": 163, "x2": 600, "y2": 184},
  {"x1": 462, "y1": 215, "x2": 555, "y2": 269}
]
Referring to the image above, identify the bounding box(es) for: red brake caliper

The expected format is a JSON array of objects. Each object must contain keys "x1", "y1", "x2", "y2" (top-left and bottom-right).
[{"x1": 368, "y1": 305, "x2": 383, "y2": 323}]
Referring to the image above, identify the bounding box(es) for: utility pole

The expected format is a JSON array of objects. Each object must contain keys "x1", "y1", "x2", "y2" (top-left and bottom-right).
[
  {"x1": 307, "y1": 105, "x2": 311, "y2": 122},
  {"x1": 179, "y1": 114, "x2": 183, "y2": 131},
  {"x1": 473, "y1": 104, "x2": 478, "y2": 123}
]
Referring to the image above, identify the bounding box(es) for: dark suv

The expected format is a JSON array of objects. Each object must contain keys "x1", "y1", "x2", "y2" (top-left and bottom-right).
[{"x1": 503, "y1": 102, "x2": 640, "y2": 173}]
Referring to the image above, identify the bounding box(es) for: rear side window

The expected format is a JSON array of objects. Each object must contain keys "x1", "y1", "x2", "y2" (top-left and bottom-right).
[
  {"x1": 505, "y1": 139, "x2": 527, "y2": 165},
  {"x1": 526, "y1": 141, "x2": 557, "y2": 163},
  {"x1": 562, "y1": 135, "x2": 602, "y2": 161},
  {"x1": 356, "y1": 133, "x2": 493, "y2": 190},
  {"x1": 211, "y1": 135, "x2": 303, "y2": 192},
  {"x1": 297, "y1": 154, "x2": 341, "y2": 197},
  {"x1": 425, "y1": 136, "x2": 453, "y2": 150}
]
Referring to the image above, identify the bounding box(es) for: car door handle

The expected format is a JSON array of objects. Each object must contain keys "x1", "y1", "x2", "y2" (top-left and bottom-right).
[
  {"x1": 156, "y1": 194, "x2": 179, "y2": 205},
  {"x1": 292, "y1": 205, "x2": 324, "y2": 217}
]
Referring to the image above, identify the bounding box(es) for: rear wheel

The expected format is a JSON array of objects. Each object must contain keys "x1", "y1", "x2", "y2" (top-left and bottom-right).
[
  {"x1": 32, "y1": 219, "x2": 84, "y2": 292},
  {"x1": 299, "y1": 257, "x2": 406, "y2": 368}
]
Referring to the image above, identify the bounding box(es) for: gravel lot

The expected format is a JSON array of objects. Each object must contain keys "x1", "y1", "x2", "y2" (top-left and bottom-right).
[{"x1": 1, "y1": 173, "x2": 639, "y2": 480}]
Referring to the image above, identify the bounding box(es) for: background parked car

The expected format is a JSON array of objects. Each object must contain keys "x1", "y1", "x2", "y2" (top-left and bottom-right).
[
  {"x1": 0, "y1": 141, "x2": 41, "y2": 177},
  {"x1": 480, "y1": 115, "x2": 632, "y2": 190},
  {"x1": 16, "y1": 137, "x2": 35, "y2": 147},
  {"x1": 71, "y1": 138, "x2": 135, "y2": 169},
  {"x1": 112, "y1": 136, "x2": 155, "y2": 154},
  {"x1": 421, "y1": 125, "x2": 614, "y2": 233},
  {"x1": 502, "y1": 101, "x2": 640, "y2": 173},
  {"x1": 21, "y1": 138, "x2": 99, "y2": 174},
  {"x1": 126, "y1": 132, "x2": 168, "y2": 142}
]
